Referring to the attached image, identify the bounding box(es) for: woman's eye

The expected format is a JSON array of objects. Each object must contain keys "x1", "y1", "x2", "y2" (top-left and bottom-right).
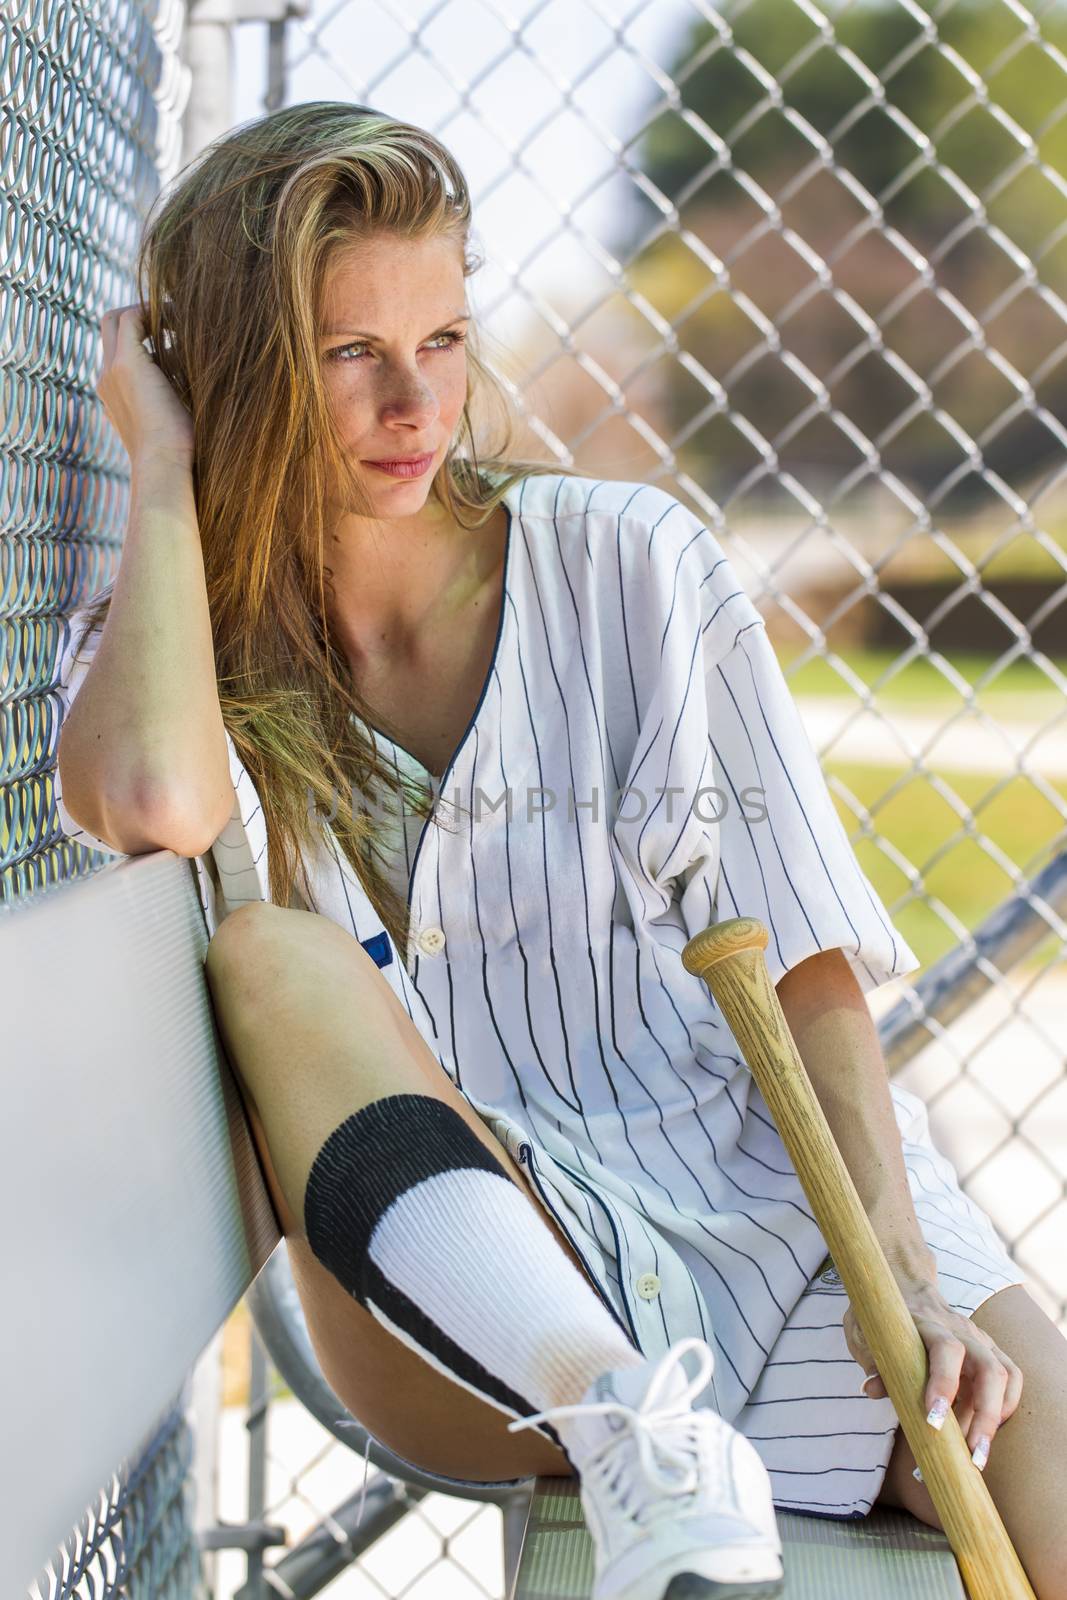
[
  {"x1": 329, "y1": 330, "x2": 467, "y2": 364},
  {"x1": 433, "y1": 330, "x2": 466, "y2": 352}
]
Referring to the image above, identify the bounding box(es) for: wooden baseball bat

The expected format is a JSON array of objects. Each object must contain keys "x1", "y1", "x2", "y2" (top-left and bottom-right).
[{"x1": 680, "y1": 916, "x2": 1035, "y2": 1600}]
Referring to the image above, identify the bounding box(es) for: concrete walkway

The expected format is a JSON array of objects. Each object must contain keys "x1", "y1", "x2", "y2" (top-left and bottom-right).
[
  {"x1": 797, "y1": 697, "x2": 1067, "y2": 777},
  {"x1": 869, "y1": 963, "x2": 1067, "y2": 1328}
]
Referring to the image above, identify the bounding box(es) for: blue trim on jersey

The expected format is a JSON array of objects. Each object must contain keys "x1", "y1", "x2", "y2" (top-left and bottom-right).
[{"x1": 360, "y1": 931, "x2": 393, "y2": 969}]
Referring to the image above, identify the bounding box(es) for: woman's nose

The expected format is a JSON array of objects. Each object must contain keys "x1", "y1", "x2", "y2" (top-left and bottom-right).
[{"x1": 376, "y1": 370, "x2": 439, "y2": 422}]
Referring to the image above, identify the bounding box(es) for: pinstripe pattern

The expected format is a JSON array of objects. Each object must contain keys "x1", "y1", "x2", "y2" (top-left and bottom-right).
[{"x1": 53, "y1": 472, "x2": 1023, "y2": 1513}]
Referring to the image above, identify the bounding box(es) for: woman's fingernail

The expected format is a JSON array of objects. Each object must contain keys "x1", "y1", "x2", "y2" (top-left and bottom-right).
[
  {"x1": 971, "y1": 1436, "x2": 990, "y2": 1472},
  {"x1": 912, "y1": 1465, "x2": 925, "y2": 1484},
  {"x1": 860, "y1": 1376, "x2": 875, "y2": 1397},
  {"x1": 926, "y1": 1396, "x2": 950, "y2": 1430}
]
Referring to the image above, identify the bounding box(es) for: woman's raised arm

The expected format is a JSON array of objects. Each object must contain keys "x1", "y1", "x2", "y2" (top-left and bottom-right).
[{"x1": 56, "y1": 307, "x2": 233, "y2": 857}]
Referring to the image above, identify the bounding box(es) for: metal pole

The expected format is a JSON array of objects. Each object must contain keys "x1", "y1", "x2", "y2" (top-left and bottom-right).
[
  {"x1": 180, "y1": 0, "x2": 236, "y2": 168},
  {"x1": 879, "y1": 850, "x2": 1067, "y2": 1075},
  {"x1": 245, "y1": 1321, "x2": 271, "y2": 1600},
  {"x1": 266, "y1": 18, "x2": 288, "y2": 111}
]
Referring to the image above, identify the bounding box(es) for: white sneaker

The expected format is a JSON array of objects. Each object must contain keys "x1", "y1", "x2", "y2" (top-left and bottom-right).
[{"x1": 507, "y1": 1338, "x2": 784, "y2": 1600}]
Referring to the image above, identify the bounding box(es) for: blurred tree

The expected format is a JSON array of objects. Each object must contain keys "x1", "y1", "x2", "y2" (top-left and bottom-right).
[
  {"x1": 614, "y1": 0, "x2": 1067, "y2": 504},
  {"x1": 639, "y1": 0, "x2": 1066, "y2": 238}
]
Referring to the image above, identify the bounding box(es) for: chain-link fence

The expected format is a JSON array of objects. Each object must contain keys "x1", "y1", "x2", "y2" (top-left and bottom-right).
[
  {"x1": 199, "y1": 1, "x2": 1066, "y2": 1595},
  {"x1": 2, "y1": 0, "x2": 204, "y2": 1594},
  {"x1": 4, "y1": 0, "x2": 188, "y2": 901}
]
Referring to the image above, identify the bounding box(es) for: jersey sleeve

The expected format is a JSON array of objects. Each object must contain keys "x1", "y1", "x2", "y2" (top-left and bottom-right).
[
  {"x1": 208, "y1": 748, "x2": 272, "y2": 915},
  {"x1": 52, "y1": 605, "x2": 126, "y2": 857},
  {"x1": 680, "y1": 611, "x2": 921, "y2": 997},
  {"x1": 616, "y1": 490, "x2": 920, "y2": 999}
]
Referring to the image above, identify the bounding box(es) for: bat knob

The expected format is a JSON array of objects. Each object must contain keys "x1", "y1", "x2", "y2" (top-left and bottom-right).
[{"x1": 681, "y1": 916, "x2": 770, "y2": 977}]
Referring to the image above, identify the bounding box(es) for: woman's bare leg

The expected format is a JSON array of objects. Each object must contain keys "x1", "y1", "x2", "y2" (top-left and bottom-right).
[
  {"x1": 875, "y1": 1283, "x2": 1067, "y2": 1600},
  {"x1": 204, "y1": 900, "x2": 620, "y2": 1483}
]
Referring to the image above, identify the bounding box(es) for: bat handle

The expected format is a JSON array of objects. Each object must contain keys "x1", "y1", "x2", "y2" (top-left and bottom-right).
[{"x1": 681, "y1": 916, "x2": 1035, "y2": 1600}]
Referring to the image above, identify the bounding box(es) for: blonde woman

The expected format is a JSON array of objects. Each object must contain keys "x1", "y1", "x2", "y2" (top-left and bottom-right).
[{"x1": 55, "y1": 103, "x2": 1066, "y2": 1600}]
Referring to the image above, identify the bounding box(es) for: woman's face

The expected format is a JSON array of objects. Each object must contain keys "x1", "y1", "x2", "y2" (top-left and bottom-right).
[{"x1": 318, "y1": 231, "x2": 469, "y2": 511}]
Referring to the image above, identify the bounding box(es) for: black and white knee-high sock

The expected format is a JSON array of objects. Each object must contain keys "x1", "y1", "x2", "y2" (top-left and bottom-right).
[{"x1": 302, "y1": 1093, "x2": 646, "y2": 1452}]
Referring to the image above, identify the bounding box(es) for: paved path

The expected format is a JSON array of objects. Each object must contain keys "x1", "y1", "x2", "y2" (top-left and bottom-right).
[{"x1": 797, "y1": 696, "x2": 1067, "y2": 776}]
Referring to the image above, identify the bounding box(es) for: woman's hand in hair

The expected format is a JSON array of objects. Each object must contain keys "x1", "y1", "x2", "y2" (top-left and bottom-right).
[{"x1": 96, "y1": 304, "x2": 195, "y2": 472}]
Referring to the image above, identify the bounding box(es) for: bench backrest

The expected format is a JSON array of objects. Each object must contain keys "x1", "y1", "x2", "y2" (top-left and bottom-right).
[{"x1": 1, "y1": 851, "x2": 280, "y2": 1597}]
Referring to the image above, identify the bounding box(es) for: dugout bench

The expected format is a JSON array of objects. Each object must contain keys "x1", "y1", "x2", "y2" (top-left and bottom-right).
[{"x1": 6, "y1": 846, "x2": 1064, "y2": 1599}]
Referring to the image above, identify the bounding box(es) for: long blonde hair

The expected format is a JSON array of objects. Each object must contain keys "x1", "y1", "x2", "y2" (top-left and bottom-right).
[{"x1": 74, "y1": 100, "x2": 587, "y2": 953}]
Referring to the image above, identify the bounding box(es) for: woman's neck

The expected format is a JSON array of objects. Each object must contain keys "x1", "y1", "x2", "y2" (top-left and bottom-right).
[{"x1": 325, "y1": 501, "x2": 506, "y2": 673}]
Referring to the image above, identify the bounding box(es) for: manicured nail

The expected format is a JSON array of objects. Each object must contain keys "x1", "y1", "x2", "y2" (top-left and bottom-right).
[
  {"x1": 912, "y1": 1465, "x2": 925, "y2": 1484},
  {"x1": 860, "y1": 1376, "x2": 876, "y2": 1398},
  {"x1": 971, "y1": 1436, "x2": 990, "y2": 1473},
  {"x1": 926, "y1": 1397, "x2": 950, "y2": 1429}
]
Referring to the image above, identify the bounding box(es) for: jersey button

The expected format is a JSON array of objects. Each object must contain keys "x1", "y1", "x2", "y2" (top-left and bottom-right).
[
  {"x1": 636, "y1": 1272, "x2": 661, "y2": 1300},
  {"x1": 416, "y1": 926, "x2": 447, "y2": 956}
]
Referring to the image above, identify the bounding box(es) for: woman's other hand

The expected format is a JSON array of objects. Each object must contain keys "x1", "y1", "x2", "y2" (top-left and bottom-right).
[
  {"x1": 845, "y1": 1277, "x2": 1024, "y2": 1472},
  {"x1": 95, "y1": 304, "x2": 194, "y2": 471}
]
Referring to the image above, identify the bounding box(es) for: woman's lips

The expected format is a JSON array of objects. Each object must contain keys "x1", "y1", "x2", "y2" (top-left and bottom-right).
[{"x1": 365, "y1": 452, "x2": 434, "y2": 478}]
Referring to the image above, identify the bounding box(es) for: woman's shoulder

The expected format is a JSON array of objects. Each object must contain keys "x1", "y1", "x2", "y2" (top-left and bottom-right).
[
  {"x1": 511, "y1": 471, "x2": 737, "y2": 578},
  {"x1": 510, "y1": 470, "x2": 694, "y2": 534},
  {"x1": 512, "y1": 471, "x2": 752, "y2": 639}
]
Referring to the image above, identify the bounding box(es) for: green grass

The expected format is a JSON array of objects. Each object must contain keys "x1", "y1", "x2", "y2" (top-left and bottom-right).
[
  {"x1": 826, "y1": 761, "x2": 1067, "y2": 972},
  {"x1": 780, "y1": 646, "x2": 1067, "y2": 717},
  {"x1": 888, "y1": 521, "x2": 1067, "y2": 582}
]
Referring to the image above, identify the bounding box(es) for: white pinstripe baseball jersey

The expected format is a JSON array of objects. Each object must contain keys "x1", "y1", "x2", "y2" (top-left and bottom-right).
[{"x1": 54, "y1": 470, "x2": 1023, "y2": 1513}]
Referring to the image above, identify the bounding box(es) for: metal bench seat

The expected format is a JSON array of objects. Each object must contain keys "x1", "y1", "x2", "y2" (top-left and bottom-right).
[{"x1": 511, "y1": 1477, "x2": 965, "y2": 1599}]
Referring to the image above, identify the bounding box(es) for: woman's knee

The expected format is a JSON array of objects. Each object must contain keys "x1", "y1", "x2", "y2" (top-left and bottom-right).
[
  {"x1": 879, "y1": 1285, "x2": 1067, "y2": 1600},
  {"x1": 205, "y1": 901, "x2": 350, "y2": 997},
  {"x1": 203, "y1": 902, "x2": 391, "y2": 1062},
  {"x1": 206, "y1": 897, "x2": 293, "y2": 955},
  {"x1": 969, "y1": 1285, "x2": 1067, "y2": 1600}
]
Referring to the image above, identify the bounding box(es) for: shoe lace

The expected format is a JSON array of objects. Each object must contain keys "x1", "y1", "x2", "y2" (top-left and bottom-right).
[
  {"x1": 507, "y1": 1338, "x2": 716, "y2": 1524},
  {"x1": 335, "y1": 1421, "x2": 374, "y2": 1529}
]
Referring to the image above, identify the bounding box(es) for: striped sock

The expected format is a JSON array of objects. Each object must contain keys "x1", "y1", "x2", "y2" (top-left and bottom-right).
[
  {"x1": 302, "y1": 1094, "x2": 646, "y2": 1448},
  {"x1": 367, "y1": 1166, "x2": 646, "y2": 1419}
]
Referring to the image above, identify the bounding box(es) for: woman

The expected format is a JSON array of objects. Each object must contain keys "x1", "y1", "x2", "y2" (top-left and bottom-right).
[{"x1": 54, "y1": 102, "x2": 1067, "y2": 1600}]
